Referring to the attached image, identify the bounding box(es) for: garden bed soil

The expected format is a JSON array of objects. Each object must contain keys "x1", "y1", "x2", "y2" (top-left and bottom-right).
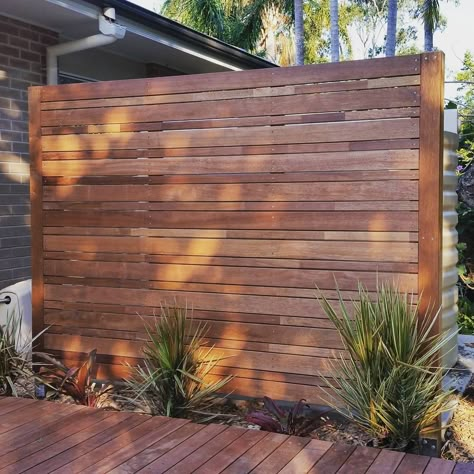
[{"x1": 442, "y1": 375, "x2": 474, "y2": 463}]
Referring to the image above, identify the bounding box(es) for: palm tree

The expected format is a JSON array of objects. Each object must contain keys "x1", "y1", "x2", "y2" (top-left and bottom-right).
[
  {"x1": 422, "y1": 0, "x2": 440, "y2": 52},
  {"x1": 294, "y1": 0, "x2": 304, "y2": 65},
  {"x1": 385, "y1": 0, "x2": 398, "y2": 56},
  {"x1": 161, "y1": 0, "x2": 225, "y2": 40},
  {"x1": 329, "y1": 0, "x2": 339, "y2": 62},
  {"x1": 162, "y1": 0, "x2": 294, "y2": 58}
]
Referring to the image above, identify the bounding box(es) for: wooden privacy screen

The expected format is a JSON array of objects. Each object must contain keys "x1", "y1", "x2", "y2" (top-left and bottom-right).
[{"x1": 29, "y1": 53, "x2": 445, "y2": 403}]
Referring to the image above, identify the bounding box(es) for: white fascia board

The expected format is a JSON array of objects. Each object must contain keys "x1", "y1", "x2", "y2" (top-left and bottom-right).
[{"x1": 45, "y1": 0, "x2": 243, "y2": 71}]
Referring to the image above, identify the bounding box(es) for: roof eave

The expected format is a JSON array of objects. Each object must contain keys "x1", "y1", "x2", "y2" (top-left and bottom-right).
[{"x1": 82, "y1": 0, "x2": 278, "y2": 70}]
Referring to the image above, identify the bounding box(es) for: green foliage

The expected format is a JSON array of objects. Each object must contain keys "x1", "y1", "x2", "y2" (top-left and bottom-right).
[
  {"x1": 161, "y1": 0, "x2": 293, "y2": 52},
  {"x1": 124, "y1": 303, "x2": 233, "y2": 418},
  {"x1": 303, "y1": 0, "x2": 356, "y2": 63},
  {"x1": 457, "y1": 297, "x2": 474, "y2": 335},
  {"x1": 317, "y1": 283, "x2": 455, "y2": 451},
  {"x1": 37, "y1": 350, "x2": 114, "y2": 407},
  {"x1": 456, "y1": 51, "x2": 474, "y2": 160},
  {"x1": 0, "y1": 311, "x2": 28, "y2": 396},
  {"x1": 0, "y1": 310, "x2": 40, "y2": 397},
  {"x1": 455, "y1": 51, "x2": 474, "y2": 335}
]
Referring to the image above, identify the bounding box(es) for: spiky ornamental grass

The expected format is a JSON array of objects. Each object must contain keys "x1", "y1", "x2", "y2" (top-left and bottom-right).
[
  {"x1": 124, "y1": 303, "x2": 233, "y2": 419},
  {"x1": 0, "y1": 310, "x2": 36, "y2": 396},
  {"x1": 317, "y1": 283, "x2": 456, "y2": 451}
]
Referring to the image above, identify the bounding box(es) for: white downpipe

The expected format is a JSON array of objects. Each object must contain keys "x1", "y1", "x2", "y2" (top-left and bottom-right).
[{"x1": 47, "y1": 11, "x2": 126, "y2": 85}]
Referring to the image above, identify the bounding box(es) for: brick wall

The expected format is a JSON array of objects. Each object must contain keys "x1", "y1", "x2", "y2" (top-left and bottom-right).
[{"x1": 0, "y1": 15, "x2": 57, "y2": 289}]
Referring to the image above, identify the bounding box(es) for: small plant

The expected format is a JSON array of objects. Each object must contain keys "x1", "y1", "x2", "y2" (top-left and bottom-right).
[
  {"x1": 458, "y1": 296, "x2": 474, "y2": 335},
  {"x1": 123, "y1": 302, "x2": 233, "y2": 418},
  {"x1": 246, "y1": 396, "x2": 330, "y2": 436},
  {"x1": 37, "y1": 350, "x2": 114, "y2": 407},
  {"x1": 317, "y1": 283, "x2": 456, "y2": 451},
  {"x1": 0, "y1": 310, "x2": 35, "y2": 396}
]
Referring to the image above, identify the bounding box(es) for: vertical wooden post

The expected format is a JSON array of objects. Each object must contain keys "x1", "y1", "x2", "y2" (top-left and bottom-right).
[
  {"x1": 418, "y1": 52, "x2": 444, "y2": 329},
  {"x1": 418, "y1": 52, "x2": 445, "y2": 453},
  {"x1": 29, "y1": 86, "x2": 44, "y2": 350}
]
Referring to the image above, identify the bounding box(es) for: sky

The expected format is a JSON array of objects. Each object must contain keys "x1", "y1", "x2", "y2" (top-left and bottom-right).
[{"x1": 128, "y1": 0, "x2": 474, "y2": 98}]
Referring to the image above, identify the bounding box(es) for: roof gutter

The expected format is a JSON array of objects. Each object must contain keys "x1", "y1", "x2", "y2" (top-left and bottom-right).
[
  {"x1": 82, "y1": 0, "x2": 277, "y2": 70},
  {"x1": 46, "y1": 8, "x2": 126, "y2": 85}
]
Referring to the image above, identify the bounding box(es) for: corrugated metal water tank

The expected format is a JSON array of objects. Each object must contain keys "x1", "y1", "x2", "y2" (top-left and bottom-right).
[{"x1": 442, "y1": 109, "x2": 459, "y2": 367}]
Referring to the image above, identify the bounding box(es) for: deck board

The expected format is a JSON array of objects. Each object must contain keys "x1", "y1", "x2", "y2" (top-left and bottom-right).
[{"x1": 0, "y1": 398, "x2": 468, "y2": 473}]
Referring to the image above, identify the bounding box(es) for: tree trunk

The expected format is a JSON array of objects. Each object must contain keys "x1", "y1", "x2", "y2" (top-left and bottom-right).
[
  {"x1": 424, "y1": 20, "x2": 434, "y2": 52},
  {"x1": 385, "y1": 0, "x2": 398, "y2": 57},
  {"x1": 294, "y1": 0, "x2": 304, "y2": 65},
  {"x1": 330, "y1": 0, "x2": 339, "y2": 62},
  {"x1": 423, "y1": 0, "x2": 437, "y2": 52}
]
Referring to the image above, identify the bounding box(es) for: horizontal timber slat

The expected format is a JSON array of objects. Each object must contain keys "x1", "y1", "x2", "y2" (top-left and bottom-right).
[
  {"x1": 41, "y1": 139, "x2": 419, "y2": 160},
  {"x1": 43, "y1": 284, "x2": 352, "y2": 320},
  {"x1": 42, "y1": 333, "x2": 343, "y2": 375},
  {"x1": 44, "y1": 318, "x2": 344, "y2": 351},
  {"x1": 41, "y1": 181, "x2": 418, "y2": 202},
  {"x1": 43, "y1": 235, "x2": 418, "y2": 261},
  {"x1": 42, "y1": 211, "x2": 418, "y2": 232},
  {"x1": 42, "y1": 252, "x2": 418, "y2": 273},
  {"x1": 40, "y1": 76, "x2": 420, "y2": 111},
  {"x1": 43, "y1": 260, "x2": 417, "y2": 291},
  {"x1": 41, "y1": 119, "x2": 419, "y2": 151},
  {"x1": 42, "y1": 227, "x2": 419, "y2": 241},
  {"x1": 41, "y1": 150, "x2": 419, "y2": 177},
  {"x1": 40, "y1": 87, "x2": 420, "y2": 126},
  {"x1": 41, "y1": 107, "x2": 421, "y2": 135},
  {"x1": 29, "y1": 54, "x2": 437, "y2": 404}
]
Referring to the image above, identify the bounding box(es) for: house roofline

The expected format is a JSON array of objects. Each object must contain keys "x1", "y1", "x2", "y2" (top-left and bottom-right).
[{"x1": 82, "y1": 0, "x2": 278, "y2": 70}]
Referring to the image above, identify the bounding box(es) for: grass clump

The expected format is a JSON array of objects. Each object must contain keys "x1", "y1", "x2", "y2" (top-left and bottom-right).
[
  {"x1": 317, "y1": 283, "x2": 456, "y2": 451},
  {"x1": 0, "y1": 310, "x2": 34, "y2": 396},
  {"x1": 124, "y1": 302, "x2": 232, "y2": 418}
]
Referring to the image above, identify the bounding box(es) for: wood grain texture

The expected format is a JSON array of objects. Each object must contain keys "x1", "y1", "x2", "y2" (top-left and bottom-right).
[
  {"x1": 29, "y1": 55, "x2": 446, "y2": 405},
  {"x1": 40, "y1": 87, "x2": 420, "y2": 126},
  {"x1": 28, "y1": 86, "x2": 44, "y2": 349},
  {"x1": 418, "y1": 52, "x2": 444, "y2": 328},
  {"x1": 41, "y1": 118, "x2": 419, "y2": 151},
  {"x1": 0, "y1": 399, "x2": 460, "y2": 473}
]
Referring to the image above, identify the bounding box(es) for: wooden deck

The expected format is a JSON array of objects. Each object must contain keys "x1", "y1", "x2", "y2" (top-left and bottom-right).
[{"x1": 0, "y1": 397, "x2": 470, "y2": 473}]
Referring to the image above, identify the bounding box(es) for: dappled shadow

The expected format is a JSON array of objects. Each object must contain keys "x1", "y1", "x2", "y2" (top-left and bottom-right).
[{"x1": 38, "y1": 55, "x2": 424, "y2": 404}]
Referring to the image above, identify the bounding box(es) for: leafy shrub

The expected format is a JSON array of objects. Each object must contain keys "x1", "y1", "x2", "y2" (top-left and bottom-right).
[
  {"x1": 0, "y1": 310, "x2": 38, "y2": 396},
  {"x1": 246, "y1": 396, "x2": 331, "y2": 436},
  {"x1": 37, "y1": 349, "x2": 113, "y2": 407},
  {"x1": 317, "y1": 283, "x2": 456, "y2": 451},
  {"x1": 458, "y1": 297, "x2": 474, "y2": 335},
  {"x1": 456, "y1": 239, "x2": 474, "y2": 334},
  {"x1": 123, "y1": 303, "x2": 232, "y2": 418}
]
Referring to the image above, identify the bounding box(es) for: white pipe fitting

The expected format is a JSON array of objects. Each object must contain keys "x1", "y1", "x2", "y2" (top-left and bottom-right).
[{"x1": 47, "y1": 9, "x2": 126, "y2": 85}]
